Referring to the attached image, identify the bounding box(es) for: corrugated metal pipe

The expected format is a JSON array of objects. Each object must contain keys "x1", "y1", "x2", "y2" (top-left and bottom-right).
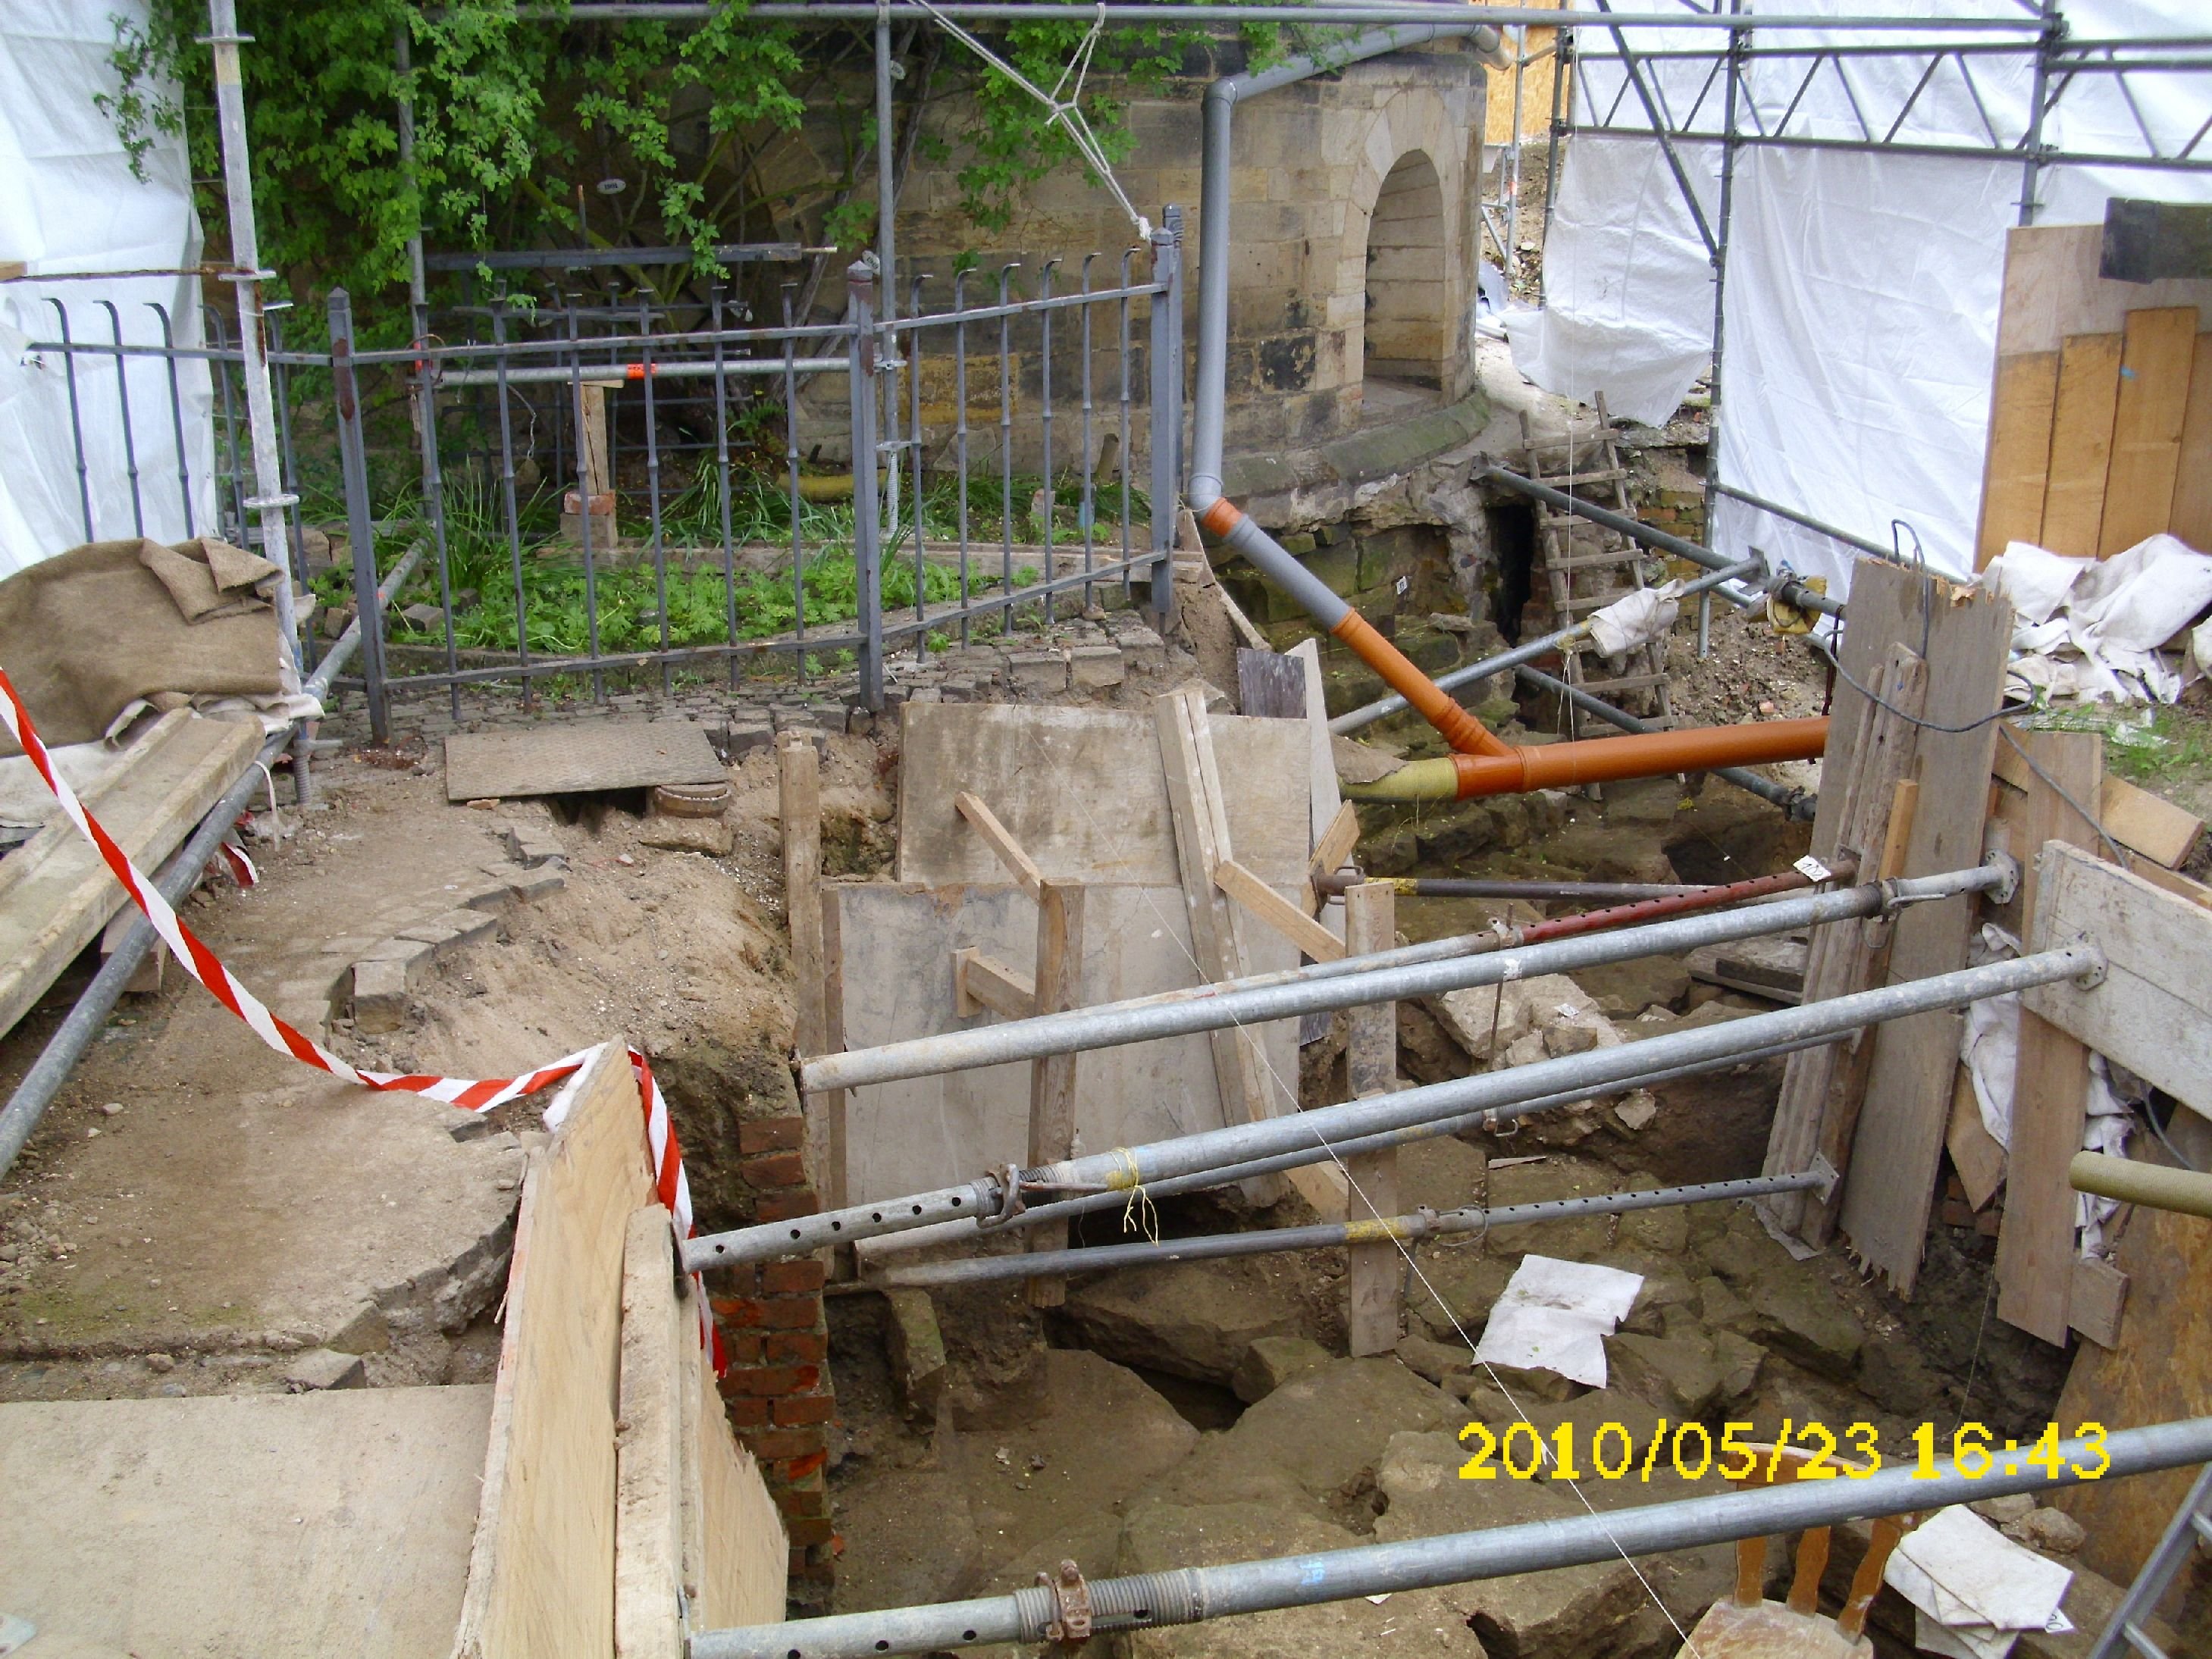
[{"x1": 688, "y1": 1418, "x2": 2212, "y2": 1658}]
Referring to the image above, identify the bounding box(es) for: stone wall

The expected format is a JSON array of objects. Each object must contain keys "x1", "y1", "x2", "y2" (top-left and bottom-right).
[{"x1": 767, "y1": 42, "x2": 1487, "y2": 474}]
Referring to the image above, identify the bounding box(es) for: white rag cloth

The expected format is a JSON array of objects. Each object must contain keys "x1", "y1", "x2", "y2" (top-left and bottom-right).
[
  {"x1": 1471, "y1": 1254, "x2": 1643, "y2": 1388},
  {"x1": 1979, "y1": 532, "x2": 2212, "y2": 704},
  {"x1": 1885, "y1": 1507, "x2": 2073, "y2": 1659},
  {"x1": 1587, "y1": 583, "x2": 1681, "y2": 661}
]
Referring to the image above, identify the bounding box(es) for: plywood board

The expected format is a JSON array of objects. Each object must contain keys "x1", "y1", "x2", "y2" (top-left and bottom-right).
[
  {"x1": 688, "y1": 1296, "x2": 786, "y2": 1627},
  {"x1": 0, "y1": 710, "x2": 261, "y2": 1041},
  {"x1": 895, "y1": 702, "x2": 1313, "y2": 888},
  {"x1": 2096, "y1": 307, "x2": 2198, "y2": 556},
  {"x1": 1975, "y1": 351, "x2": 2060, "y2": 569},
  {"x1": 1833, "y1": 561, "x2": 2014, "y2": 1294},
  {"x1": 829, "y1": 882, "x2": 1299, "y2": 1202},
  {"x1": 1992, "y1": 224, "x2": 2212, "y2": 358},
  {"x1": 2024, "y1": 839, "x2": 2212, "y2": 1122},
  {"x1": 2172, "y1": 332, "x2": 2212, "y2": 554},
  {"x1": 444, "y1": 721, "x2": 725, "y2": 802},
  {"x1": 2038, "y1": 333, "x2": 2125, "y2": 558},
  {"x1": 454, "y1": 1041, "x2": 651, "y2": 1659},
  {"x1": 0, "y1": 1386, "x2": 490, "y2": 1659}
]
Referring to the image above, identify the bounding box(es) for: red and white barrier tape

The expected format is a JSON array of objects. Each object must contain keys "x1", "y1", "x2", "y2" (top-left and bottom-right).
[
  {"x1": 0, "y1": 672, "x2": 721, "y2": 1367},
  {"x1": 220, "y1": 840, "x2": 258, "y2": 888}
]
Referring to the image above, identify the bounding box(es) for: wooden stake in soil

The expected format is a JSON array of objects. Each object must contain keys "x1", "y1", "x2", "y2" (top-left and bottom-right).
[
  {"x1": 1344, "y1": 881, "x2": 1402, "y2": 1357},
  {"x1": 1025, "y1": 879, "x2": 1085, "y2": 1308},
  {"x1": 779, "y1": 732, "x2": 841, "y2": 1208}
]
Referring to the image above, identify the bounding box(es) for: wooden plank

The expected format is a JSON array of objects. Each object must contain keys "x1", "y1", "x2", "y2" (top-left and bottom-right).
[
  {"x1": 687, "y1": 1279, "x2": 785, "y2": 1626},
  {"x1": 1832, "y1": 562, "x2": 2015, "y2": 1294},
  {"x1": 954, "y1": 790, "x2": 1043, "y2": 899},
  {"x1": 1945, "y1": 1064, "x2": 2007, "y2": 1213},
  {"x1": 781, "y1": 734, "x2": 827, "y2": 1055},
  {"x1": 454, "y1": 1041, "x2": 652, "y2": 1659},
  {"x1": 815, "y1": 883, "x2": 849, "y2": 1211},
  {"x1": 2096, "y1": 307, "x2": 2199, "y2": 556},
  {"x1": 1343, "y1": 883, "x2": 1401, "y2": 1357},
  {"x1": 1991, "y1": 740, "x2": 2201, "y2": 868},
  {"x1": 1975, "y1": 351, "x2": 2062, "y2": 568},
  {"x1": 2126, "y1": 856, "x2": 2212, "y2": 912},
  {"x1": 897, "y1": 703, "x2": 1312, "y2": 890},
  {"x1": 2036, "y1": 333, "x2": 2125, "y2": 558},
  {"x1": 1991, "y1": 732, "x2": 2103, "y2": 1345},
  {"x1": 0, "y1": 712, "x2": 259, "y2": 1042},
  {"x1": 1236, "y1": 646, "x2": 1308, "y2": 719},
  {"x1": 2024, "y1": 838, "x2": 2212, "y2": 1121},
  {"x1": 1157, "y1": 687, "x2": 1345, "y2": 1216},
  {"x1": 443, "y1": 720, "x2": 724, "y2": 802},
  {"x1": 2171, "y1": 332, "x2": 2212, "y2": 552},
  {"x1": 615, "y1": 1207, "x2": 685, "y2": 1659},
  {"x1": 1215, "y1": 856, "x2": 1347, "y2": 963},
  {"x1": 1025, "y1": 880, "x2": 1085, "y2": 1307},
  {"x1": 951, "y1": 947, "x2": 1035, "y2": 1019},
  {"x1": 1308, "y1": 801, "x2": 1362, "y2": 897},
  {"x1": 2069, "y1": 1257, "x2": 2128, "y2": 1351}
]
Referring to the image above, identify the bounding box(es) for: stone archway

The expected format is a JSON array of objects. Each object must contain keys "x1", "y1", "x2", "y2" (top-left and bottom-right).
[{"x1": 1361, "y1": 148, "x2": 1449, "y2": 420}]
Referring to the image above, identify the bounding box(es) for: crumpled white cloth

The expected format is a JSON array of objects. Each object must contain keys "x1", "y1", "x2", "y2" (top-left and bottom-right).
[
  {"x1": 1471, "y1": 1254, "x2": 1643, "y2": 1388},
  {"x1": 1588, "y1": 583, "x2": 1682, "y2": 661},
  {"x1": 1885, "y1": 1507, "x2": 2073, "y2": 1659},
  {"x1": 1979, "y1": 533, "x2": 2212, "y2": 703}
]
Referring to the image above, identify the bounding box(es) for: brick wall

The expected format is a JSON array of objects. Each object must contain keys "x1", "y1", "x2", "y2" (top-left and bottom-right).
[{"x1": 707, "y1": 1109, "x2": 838, "y2": 1611}]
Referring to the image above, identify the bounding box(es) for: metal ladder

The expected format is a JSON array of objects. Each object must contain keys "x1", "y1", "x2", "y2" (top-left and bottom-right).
[
  {"x1": 2088, "y1": 1461, "x2": 2212, "y2": 1658},
  {"x1": 1516, "y1": 393, "x2": 1674, "y2": 731}
]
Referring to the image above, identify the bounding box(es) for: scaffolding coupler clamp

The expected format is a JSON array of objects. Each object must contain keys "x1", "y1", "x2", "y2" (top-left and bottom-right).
[
  {"x1": 978, "y1": 1162, "x2": 1028, "y2": 1230},
  {"x1": 1037, "y1": 1558, "x2": 1094, "y2": 1648}
]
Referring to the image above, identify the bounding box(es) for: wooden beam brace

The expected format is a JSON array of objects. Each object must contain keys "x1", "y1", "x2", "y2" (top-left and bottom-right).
[
  {"x1": 1306, "y1": 800, "x2": 1361, "y2": 911},
  {"x1": 1025, "y1": 880, "x2": 1084, "y2": 1307},
  {"x1": 1343, "y1": 883, "x2": 1402, "y2": 1357},
  {"x1": 954, "y1": 790, "x2": 1043, "y2": 898},
  {"x1": 1214, "y1": 856, "x2": 1346, "y2": 963},
  {"x1": 952, "y1": 948, "x2": 1036, "y2": 1020}
]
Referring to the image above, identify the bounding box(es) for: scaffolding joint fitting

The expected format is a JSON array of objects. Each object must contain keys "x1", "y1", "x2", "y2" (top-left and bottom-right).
[
  {"x1": 1982, "y1": 850, "x2": 2021, "y2": 906},
  {"x1": 1038, "y1": 1559, "x2": 1094, "y2": 1648},
  {"x1": 976, "y1": 1162, "x2": 1028, "y2": 1230},
  {"x1": 2069, "y1": 941, "x2": 2107, "y2": 991}
]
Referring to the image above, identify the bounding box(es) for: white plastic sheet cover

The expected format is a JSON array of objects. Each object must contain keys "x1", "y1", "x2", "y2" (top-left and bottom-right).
[
  {"x1": 1511, "y1": 0, "x2": 2212, "y2": 600},
  {"x1": 1982, "y1": 533, "x2": 2212, "y2": 702},
  {"x1": 1885, "y1": 1505, "x2": 2074, "y2": 1659},
  {"x1": 1471, "y1": 1253, "x2": 1643, "y2": 1387},
  {"x1": 0, "y1": 1, "x2": 215, "y2": 576}
]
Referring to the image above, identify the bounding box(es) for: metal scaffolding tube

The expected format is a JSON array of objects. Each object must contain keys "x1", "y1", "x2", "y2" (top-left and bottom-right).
[
  {"x1": 855, "y1": 1029, "x2": 1844, "y2": 1257},
  {"x1": 873, "y1": 1172, "x2": 1825, "y2": 1288},
  {"x1": 554, "y1": 5, "x2": 2048, "y2": 27},
  {"x1": 1327, "y1": 556, "x2": 1762, "y2": 734},
  {"x1": 690, "y1": 1417, "x2": 2212, "y2": 1658},
  {"x1": 0, "y1": 543, "x2": 425, "y2": 1179},
  {"x1": 799, "y1": 859, "x2": 1972, "y2": 1097},
  {"x1": 691, "y1": 938, "x2": 2080, "y2": 1269}
]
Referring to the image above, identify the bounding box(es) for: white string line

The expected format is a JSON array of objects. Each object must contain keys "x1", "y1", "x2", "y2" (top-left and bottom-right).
[
  {"x1": 1012, "y1": 717, "x2": 1703, "y2": 1653},
  {"x1": 910, "y1": 0, "x2": 1154, "y2": 239}
]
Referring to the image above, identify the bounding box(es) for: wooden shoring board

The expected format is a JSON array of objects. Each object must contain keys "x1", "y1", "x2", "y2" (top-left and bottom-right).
[
  {"x1": 1975, "y1": 351, "x2": 2061, "y2": 569},
  {"x1": 1291, "y1": 638, "x2": 1348, "y2": 1042},
  {"x1": 443, "y1": 719, "x2": 725, "y2": 802},
  {"x1": 895, "y1": 702, "x2": 1312, "y2": 890},
  {"x1": 2173, "y1": 332, "x2": 2212, "y2": 553},
  {"x1": 454, "y1": 1041, "x2": 651, "y2": 1659},
  {"x1": 1831, "y1": 561, "x2": 2013, "y2": 1295},
  {"x1": 2097, "y1": 307, "x2": 2199, "y2": 556},
  {"x1": 0, "y1": 711, "x2": 259, "y2": 1042},
  {"x1": 1024, "y1": 880, "x2": 1084, "y2": 1307},
  {"x1": 2038, "y1": 332, "x2": 2126, "y2": 559},
  {"x1": 1343, "y1": 882, "x2": 1401, "y2": 1357},
  {"x1": 1990, "y1": 739, "x2": 2201, "y2": 869},
  {"x1": 1761, "y1": 643, "x2": 1925, "y2": 1235}
]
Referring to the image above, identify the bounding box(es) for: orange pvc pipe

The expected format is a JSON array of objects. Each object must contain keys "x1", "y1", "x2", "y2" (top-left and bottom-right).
[
  {"x1": 1330, "y1": 613, "x2": 1514, "y2": 757},
  {"x1": 1446, "y1": 718, "x2": 1828, "y2": 798}
]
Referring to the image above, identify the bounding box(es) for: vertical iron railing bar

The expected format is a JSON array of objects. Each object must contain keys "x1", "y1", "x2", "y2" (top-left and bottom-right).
[
  {"x1": 1883, "y1": 50, "x2": 1947, "y2": 143},
  {"x1": 1117, "y1": 246, "x2": 1135, "y2": 601},
  {"x1": 1145, "y1": 206, "x2": 1181, "y2": 627},
  {"x1": 910, "y1": 272, "x2": 929, "y2": 656},
  {"x1": 1038, "y1": 258, "x2": 1059, "y2": 632},
  {"x1": 148, "y1": 303, "x2": 196, "y2": 540},
  {"x1": 206, "y1": 306, "x2": 250, "y2": 544},
  {"x1": 328, "y1": 290, "x2": 388, "y2": 743},
  {"x1": 952, "y1": 269, "x2": 973, "y2": 649},
  {"x1": 848, "y1": 261, "x2": 886, "y2": 709},
  {"x1": 491, "y1": 304, "x2": 533, "y2": 696},
  {"x1": 782, "y1": 284, "x2": 808, "y2": 678},
  {"x1": 712, "y1": 286, "x2": 741, "y2": 690},
  {"x1": 97, "y1": 302, "x2": 145, "y2": 537},
  {"x1": 638, "y1": 293, "x2": 673, "y2": 697},
  {"x1": 1079, "y1": 252, "x2": 1098, "y2": 615},
  {"x1": 417, "y1": 335, "x2": 460, "y2": 720},
  {"x1": 998, "y1": 263, "x2": 1017, "y2": 636},
  {"x1": 268, "y1": 310, "x2": 308, "y2": 606},
  {"x1": 49, "y1": 301, "x2": 96, "y2": 541},
  {"x1": 566, "y1": 296, "x2": 606, "y2": 702}
]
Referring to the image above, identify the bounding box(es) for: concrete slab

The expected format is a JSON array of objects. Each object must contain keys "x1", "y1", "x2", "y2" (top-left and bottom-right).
[
  {"x1": 0, "y1": 1385, "x2": 490, "y2": 1657},
  {"x1": 443, "y1": 720, "x2": 725, "y2": 802}
]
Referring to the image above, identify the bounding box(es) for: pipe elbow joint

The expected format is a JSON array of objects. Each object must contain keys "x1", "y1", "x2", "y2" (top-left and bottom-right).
[{"x1": 1188, "y1": 474, "x2": 1223, "y2": 513}]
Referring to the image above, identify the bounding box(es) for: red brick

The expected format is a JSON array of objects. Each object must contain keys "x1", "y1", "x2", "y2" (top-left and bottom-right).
[
  {"x1": 710, "y1": 1294, "x2": 771, "y2": 1329},
  {"x1": 766, "y1": 1329, "x2": 828, "y2": 1365},
  {"x1": 738, "y1": 1117, "x2": 805, "y2": 1155},
  {"x1": 704, "y1": 1262, "x2": 760, "y2": 1294},
  {"x1": 772, "y1": 1391, "x2": 838, "y2": 1426},
  {"x1": 777, "y1": 1450, "x2": 829, "y2": 1482},
  {"x1": 740, "y1": 1151, "x2": 808, "y2": 1189},
  {"x1": 723, "y1": 1363, "x2": 822, "y2": 1396},
  {"x1": 756, "y1": 1191, "x2": 822, "y2": 1222},
  {"x1": 775, "y1": 1486, "x2": 831, "y2": 1520},
  {"x1": 760, "y1": 1297, "x2": 821, "y2": 1330},
  {"x1": 785, "y1": 1516, "x2": 836, "y2": 1546},
  {"x1": 762, "y1": 1257, "x2": 827, "y2": 1294},
  {"x1": 722, "y1": 1329, "x2": 765, "y2": 1364},
  {"x1": 746, "y1": 1426, "x2": 827, "y2": 1460},
  {"x1": 719, "y1": 1393, "x2": 770, "y2": 1427}
]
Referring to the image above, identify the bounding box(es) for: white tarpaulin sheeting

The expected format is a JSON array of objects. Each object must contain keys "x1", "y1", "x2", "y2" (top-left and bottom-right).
[
  {"x1": 0, "y1": 1, "x2": 215, "y2": 575},
  {"x1": 1508, "y1": 0, "x2": 2212, "y2": 598}
]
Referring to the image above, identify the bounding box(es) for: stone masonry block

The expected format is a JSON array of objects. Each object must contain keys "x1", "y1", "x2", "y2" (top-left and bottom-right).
[
  {"x1": 1117, "y1": 625, "x2": 1165, "y2": 673},
  {"x1": 1007, "y1": 651, "x2": 1069, "y2": 695},
  {"x1": 352, "y1": 957, "x2": 409, "y2": 1033},
  {"x1": 1069, "y1": 643, "x2": 1126, "y2": 690}
]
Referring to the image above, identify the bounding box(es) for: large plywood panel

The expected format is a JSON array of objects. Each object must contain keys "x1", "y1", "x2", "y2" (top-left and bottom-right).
[
  {"x1": 1975, "y1": 351, "x2": 2061, "y2": 569},
  {"x1": 454, "y1": 1041, "x2": 651, "y2": 1659},
  {"x1": 1993, "y1": 224, "x2": 2212, "y2": 357},
  {"x1": 2096, "y1": 307, "x2": 2198, "y2": 556},
  {"x1": 896, "y1": 702, "x2": 1313, "y2": 888},
  {"x1": 2038, "y1": 333, "x2": 2124, "y2": 558},
  {"x1": 2172, "y1": 332, "x2": 2212, "y2": 553},
  {"x1": 0, "y1": 1387, "x2": 490, "y2": 1659},
  {"x1": 831, "y1": 882, "x2": 1299, "y2": 1201}
]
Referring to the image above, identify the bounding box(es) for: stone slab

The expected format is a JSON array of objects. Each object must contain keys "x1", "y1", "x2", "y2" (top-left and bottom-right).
[
  {"x1": 0, "y1": 1385, "x2": 490, "y2": 1657},
  {"x1": 443, "y1": 720, "x2": 725, "y2": 802}
]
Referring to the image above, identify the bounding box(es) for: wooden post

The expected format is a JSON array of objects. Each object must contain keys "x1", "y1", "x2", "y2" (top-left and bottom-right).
[
  {"x1": 1344, "y1": 881, "x2": 1401, "y2": 1356},
  {"x1": 1025, "y1": 879, "x2": 1085, "y2": 1307},
  {"x1": 780, "y1": 733, "x2": 841, "y2": 1208}
]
